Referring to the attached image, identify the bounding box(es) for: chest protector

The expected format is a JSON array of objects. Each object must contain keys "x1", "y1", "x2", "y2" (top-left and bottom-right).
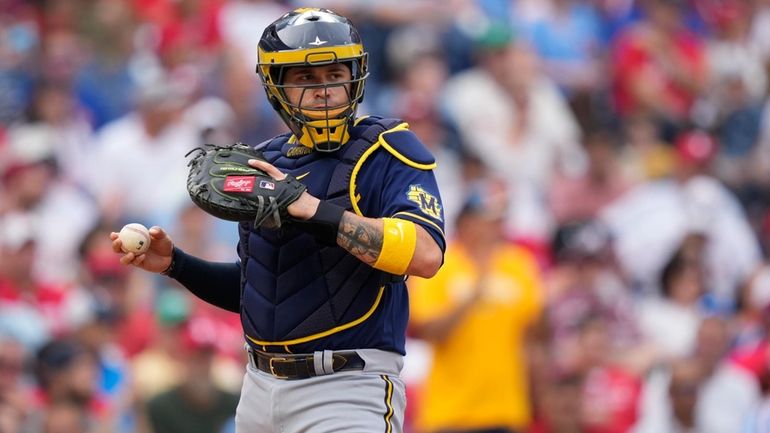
[{"x1": 238, "y1": 117, "x2": 404, "y2": 348}]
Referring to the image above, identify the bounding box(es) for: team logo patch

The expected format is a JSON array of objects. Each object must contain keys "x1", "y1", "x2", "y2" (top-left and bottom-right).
[
  {"x1": 223, "y1": 176, "x2": 255, "y2": 192},
  {"x1": 406, "y1": 185, "x2": 442, "y2": 221},
  {"x1": 259, "y1": 180, "x2": 275, "y2": 190}
]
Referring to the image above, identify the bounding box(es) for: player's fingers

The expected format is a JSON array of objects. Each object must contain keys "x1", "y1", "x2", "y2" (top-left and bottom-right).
[
  {"x1": 109, "y1": 232, "x2": 118, "y2": 240},
  {"x1": 249, "y1": 159, "x2": 286, "y2": 180},
  {"x1": 120, "y1": 252, "x2": 135, "y2": 265},
  {"x1": 111, "y1": 238, "x2": 123, "y2": 254},
  {"x1": 149, "y1": 226, "x2": 166, "y2": 239},
  {"x1": 134, "y1": 254, "x2": 146, "y2": 265}
]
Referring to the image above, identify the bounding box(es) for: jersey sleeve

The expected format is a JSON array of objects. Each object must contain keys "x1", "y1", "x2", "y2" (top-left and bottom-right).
[
  {"x1": 351, "y1": 123, "x2": 447, "y2": 253},
  {"x1": 378, "y1": 158, "x2": 447, "y2": 253}
]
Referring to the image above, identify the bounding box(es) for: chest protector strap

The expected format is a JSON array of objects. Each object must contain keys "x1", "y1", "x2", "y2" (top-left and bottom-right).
[{"x1": 324, "y1": 117, "x2": 404, "y2": 208}]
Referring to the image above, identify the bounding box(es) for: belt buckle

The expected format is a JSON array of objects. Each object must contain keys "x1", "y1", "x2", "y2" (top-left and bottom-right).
[{"x1": 268, "y1": 357, "x2": 289, "y2": 379}]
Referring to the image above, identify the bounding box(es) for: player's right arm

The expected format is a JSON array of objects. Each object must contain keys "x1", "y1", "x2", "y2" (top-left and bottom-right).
[{"x1": 111, "y1": 227, "x2": 241, "y2": 313}]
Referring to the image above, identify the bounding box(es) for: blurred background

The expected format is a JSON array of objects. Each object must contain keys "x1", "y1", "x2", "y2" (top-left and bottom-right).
[{"x1": 1, "y1": 0, "x2": 770, "y2": 432}]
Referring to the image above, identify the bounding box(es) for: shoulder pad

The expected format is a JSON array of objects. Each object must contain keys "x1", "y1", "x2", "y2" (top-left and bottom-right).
[
  {"x1": 378, "y1": 124, "x2": 437, "y2": 170},
  {"x1": 350, "y1": 116, "x2": 402, "y2": 143},
  {"x1": 256, "y1": 133, "x2": 290, "y2": 151},
  {"x1": 257, "y1": 134, "x2": 291, "y2": 164},
  {"x1": 353, "y1": 115, "x2": 380, "y2": 127},
  {"x1": 353, "y1": 115, "x2": 399, "y2": 127}
]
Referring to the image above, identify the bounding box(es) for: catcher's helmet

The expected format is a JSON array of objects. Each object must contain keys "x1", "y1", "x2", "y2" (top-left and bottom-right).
[{"x1": 257, "y1": 8, "x2": 368, "y2": 152}]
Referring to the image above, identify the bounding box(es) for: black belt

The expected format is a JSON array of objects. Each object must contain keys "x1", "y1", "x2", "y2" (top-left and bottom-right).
[{"x1": 247, "y1": 348, "x2": 366, "y2": 380}]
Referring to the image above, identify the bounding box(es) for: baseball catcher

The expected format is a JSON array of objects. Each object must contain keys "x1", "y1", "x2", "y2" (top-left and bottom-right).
[{"x1": 112, "y1": 7, "x2": 446, "y2": 433}]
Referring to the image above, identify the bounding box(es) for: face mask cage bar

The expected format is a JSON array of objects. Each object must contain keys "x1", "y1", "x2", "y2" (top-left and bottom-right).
[
  {"x1": 257, "y1": 51, "x2": 368, "y2": 151},
  {"x1": 262, "y1": 61, "x2": 369, "y2": 152},
  {"x1": 279, "y1": 77, "x2": 361, "y2": 108}
]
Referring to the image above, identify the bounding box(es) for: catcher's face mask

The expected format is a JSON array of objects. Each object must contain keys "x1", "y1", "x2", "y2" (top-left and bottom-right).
[{"x1": 257, "y1": 8, "x2": 368, "y2": 152}]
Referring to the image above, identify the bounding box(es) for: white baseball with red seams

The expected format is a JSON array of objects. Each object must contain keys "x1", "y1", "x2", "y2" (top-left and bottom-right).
[{"x1": 118, "y1": 223, "x2": 151, "y2": 254}]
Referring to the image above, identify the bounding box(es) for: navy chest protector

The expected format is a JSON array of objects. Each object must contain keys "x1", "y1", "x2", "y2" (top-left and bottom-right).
[{"x1": 238, "y1": 117, "x2": 404, "y2": 347}]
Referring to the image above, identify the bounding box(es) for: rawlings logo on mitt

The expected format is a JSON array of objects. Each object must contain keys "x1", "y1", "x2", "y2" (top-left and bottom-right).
[{"x1": 186, "y1": 143, "x2": 307, "y2": 228}]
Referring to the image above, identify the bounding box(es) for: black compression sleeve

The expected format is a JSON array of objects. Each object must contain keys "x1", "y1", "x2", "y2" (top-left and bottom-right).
[
  {"x1": 293, "y1": 200, "x2": 346, "y2": 246},
  {"x1": 163, "y1": 247, "x2": 241, "y2": 313}
]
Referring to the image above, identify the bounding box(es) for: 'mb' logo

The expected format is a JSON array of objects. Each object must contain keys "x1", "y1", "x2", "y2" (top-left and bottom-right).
[{"x1": 406, "y1": 185, "x2": 442, "y2": 221}]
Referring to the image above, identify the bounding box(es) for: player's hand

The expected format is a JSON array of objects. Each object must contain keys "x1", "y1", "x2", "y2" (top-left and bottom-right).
[
  {"x1": 110, "y1": 226, "x2": 174, "y2": 274},
  {"x1": 248, "y1": 158, "x2": 320, "y2": 220}
]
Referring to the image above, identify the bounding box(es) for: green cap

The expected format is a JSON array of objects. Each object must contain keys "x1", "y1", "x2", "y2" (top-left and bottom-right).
[
  {"x1": 473, "y1": 21, "x2": 514, "y2": 50},
  {"x1": 155, "y1": 288, "x2": 191, "y2": 326}
]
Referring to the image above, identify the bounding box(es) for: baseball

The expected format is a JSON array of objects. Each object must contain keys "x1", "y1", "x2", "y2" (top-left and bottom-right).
[{"x1": 118, "y1": 223, "x2": 151, "y2": 254}]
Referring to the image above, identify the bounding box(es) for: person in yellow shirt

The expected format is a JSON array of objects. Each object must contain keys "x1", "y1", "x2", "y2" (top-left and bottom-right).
[{"x1": 409, "y1": 180, "x2": 544, "y2": 433}]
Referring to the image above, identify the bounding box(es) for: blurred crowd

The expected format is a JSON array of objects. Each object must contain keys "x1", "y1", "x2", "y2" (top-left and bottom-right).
[{"x1": 1, "y1": 0, "x2": 770, "y2": 432}]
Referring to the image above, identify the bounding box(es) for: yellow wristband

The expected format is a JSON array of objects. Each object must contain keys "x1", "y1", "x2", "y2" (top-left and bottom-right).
[{"x1": 373, "y1": 218, "x2": 417, "y2": 275}]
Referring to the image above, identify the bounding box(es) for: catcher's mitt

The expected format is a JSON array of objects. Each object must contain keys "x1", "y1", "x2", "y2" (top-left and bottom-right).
[{"x1": 186, "y1": 143, "x2": 306, "y2": 229}]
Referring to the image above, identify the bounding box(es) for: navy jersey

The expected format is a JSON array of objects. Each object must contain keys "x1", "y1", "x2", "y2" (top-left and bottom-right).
[{"x1": 239, "y1": 117, "x2": 445, "y2": 355}]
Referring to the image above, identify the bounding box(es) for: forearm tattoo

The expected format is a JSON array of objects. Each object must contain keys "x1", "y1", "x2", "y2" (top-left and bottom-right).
[{"x1": 337, "y1": 213, "x2": 383, "y2": 265}]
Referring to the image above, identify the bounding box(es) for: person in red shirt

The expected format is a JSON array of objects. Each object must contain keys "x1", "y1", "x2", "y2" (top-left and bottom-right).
[
  {"x1": 611, "y1": 0, "x2": 708, "y2": 137},
  {"x1": 0, "y1": 215, "x2": 75, "y2": 349}
]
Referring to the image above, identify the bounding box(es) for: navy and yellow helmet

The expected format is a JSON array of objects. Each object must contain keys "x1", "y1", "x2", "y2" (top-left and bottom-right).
[{"x1": 257, "y1": 8, "x2": 368, "y2": 152}]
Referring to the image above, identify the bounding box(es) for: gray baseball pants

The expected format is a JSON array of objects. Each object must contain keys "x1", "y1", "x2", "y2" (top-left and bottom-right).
[{"x1": 235, "y1": 349, "x2": 406, "y2": 433}]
